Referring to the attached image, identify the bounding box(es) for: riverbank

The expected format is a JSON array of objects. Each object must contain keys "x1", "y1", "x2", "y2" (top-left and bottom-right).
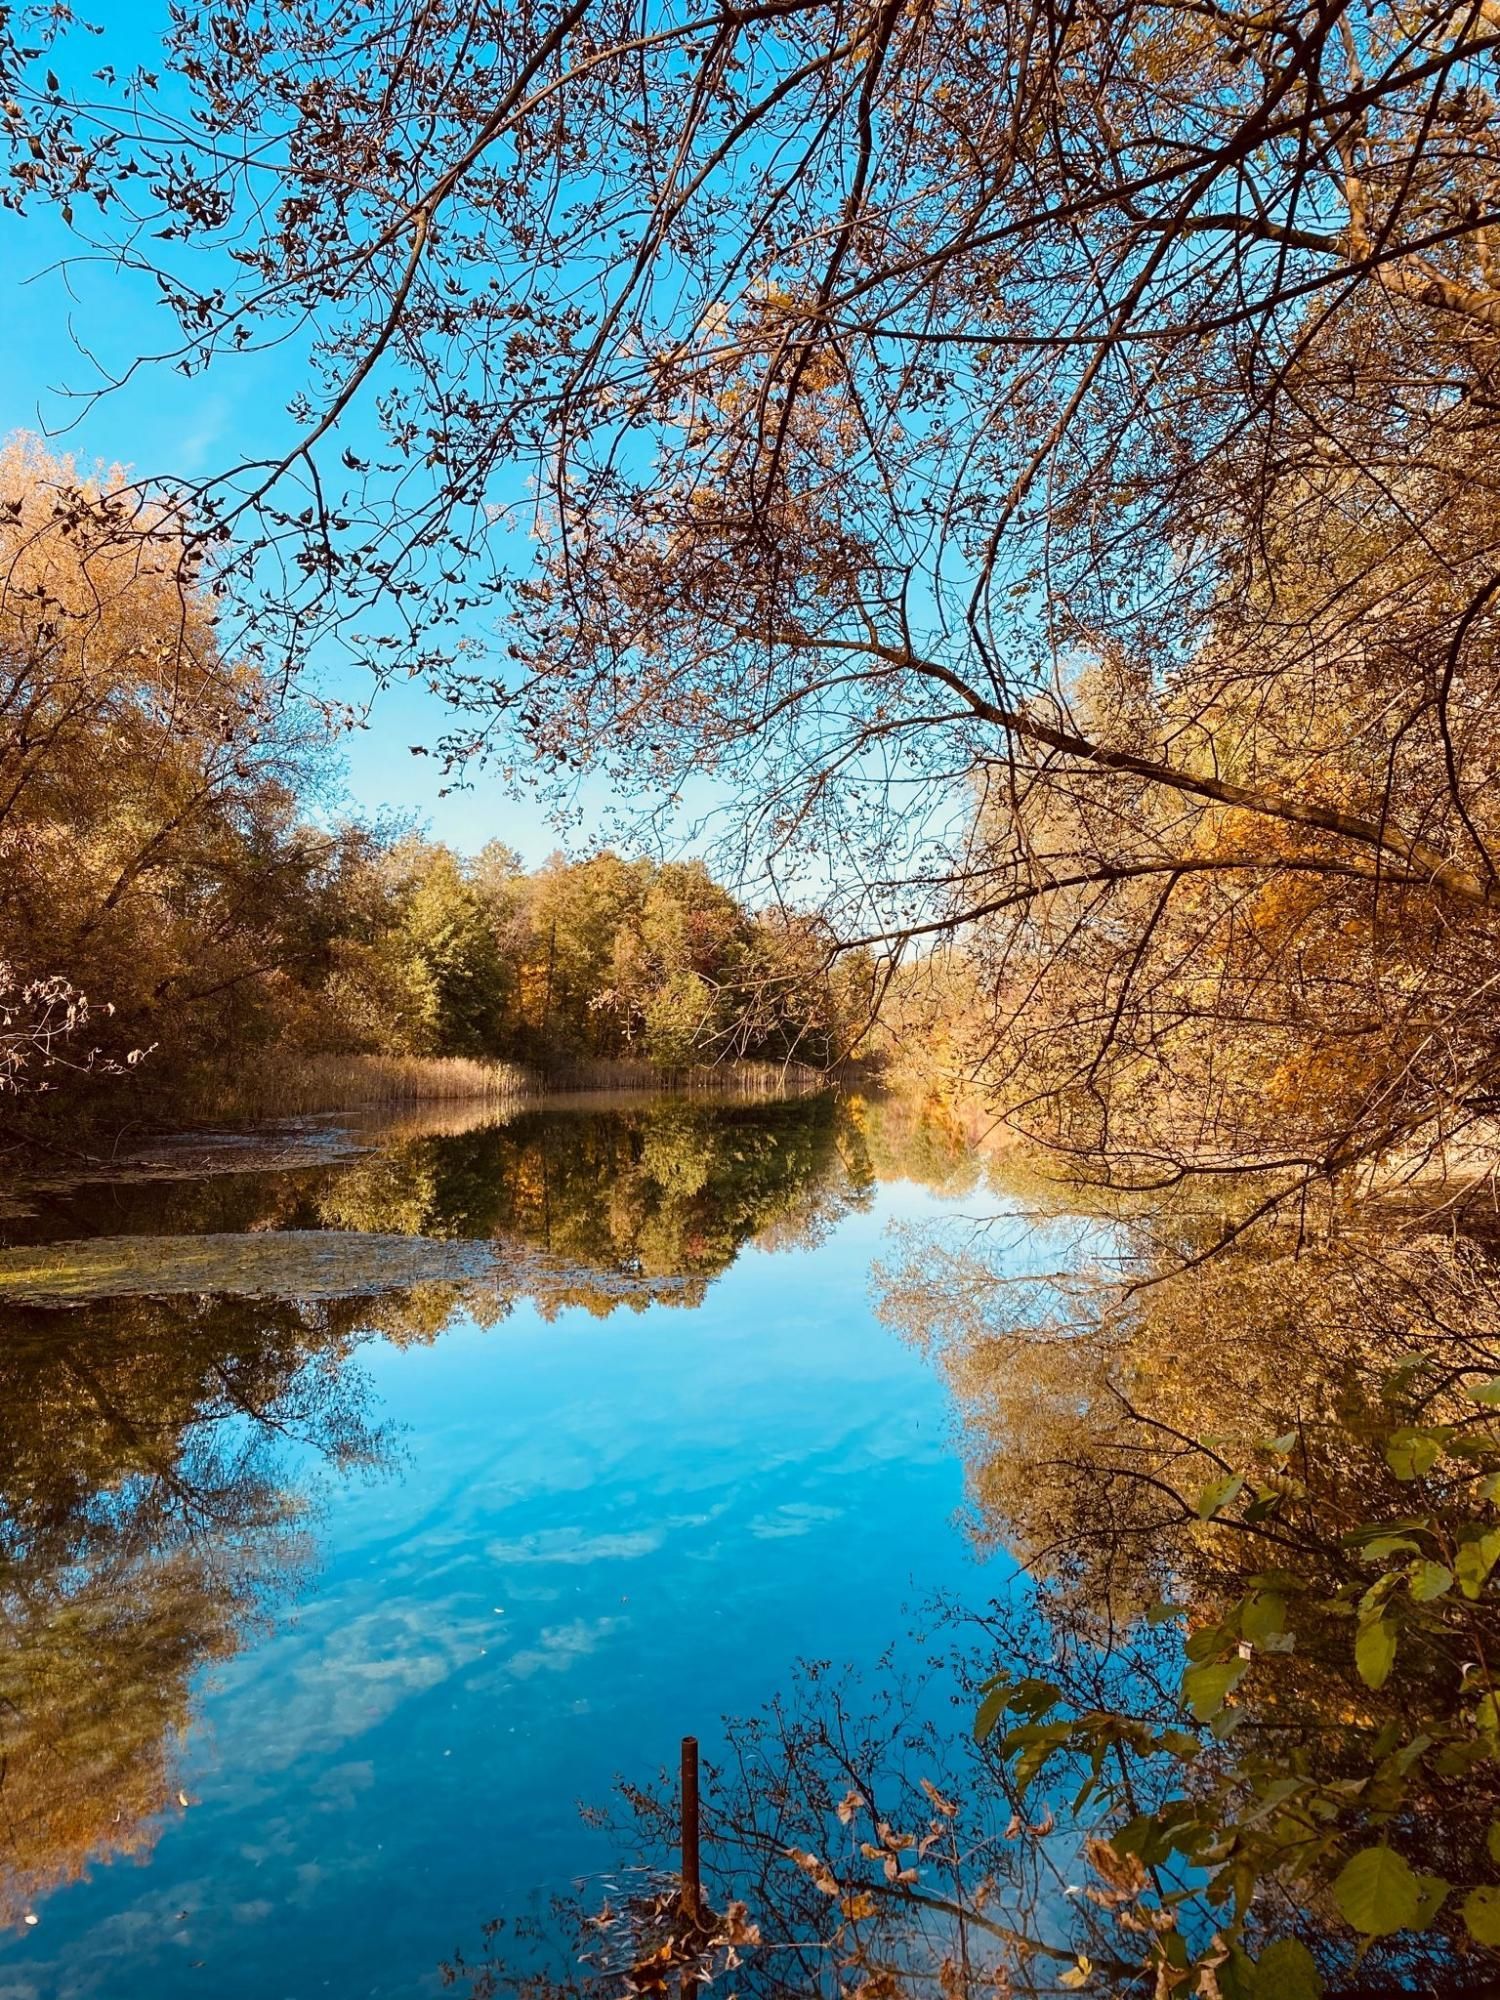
[
  {"x1": 212, "y1": 1051, "x2": 833, "y2": 1118},
  {"x1": 0, "y1": 1053, "x2": 842, "y2": 1187},
  {"x1": 0, "y1": 1073, "x2": 848, "y2": 1227},
  {"x1": 216, "y1": 1052, "x2": 534, "y2": 1117}
]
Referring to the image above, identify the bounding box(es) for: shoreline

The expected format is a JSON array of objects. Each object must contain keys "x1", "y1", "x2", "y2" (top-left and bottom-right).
[
  {"x1": 212, "y1": 1050, "x2": 835, "y2": 1119},
  {"x1": 0, "y1": 1063, "x2": 845, "y2": 1209}
]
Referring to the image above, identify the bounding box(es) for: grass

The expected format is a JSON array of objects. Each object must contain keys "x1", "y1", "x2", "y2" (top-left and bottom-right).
[{"x1": 0, "y1": 1229, "x2": 503, "y2": 1301}]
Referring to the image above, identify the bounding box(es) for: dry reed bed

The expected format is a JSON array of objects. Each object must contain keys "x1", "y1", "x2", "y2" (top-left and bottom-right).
[
  {"x1": 225, "y1": 1052, "x2": 536, "y2": 1117},
  {"x1": 219, "y1": 1052, "x2": 828, "y2": 1118}
]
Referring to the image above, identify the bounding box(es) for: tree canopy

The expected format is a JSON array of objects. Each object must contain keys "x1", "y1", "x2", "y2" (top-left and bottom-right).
[{"x1": 7, "y1": 0, "x2": 1500, "y2": 1191}]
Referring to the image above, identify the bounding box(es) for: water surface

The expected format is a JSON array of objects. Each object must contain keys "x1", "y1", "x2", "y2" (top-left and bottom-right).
[{"x1": 0, "y1": 1093, "x2": 1008, "y2": 1998}]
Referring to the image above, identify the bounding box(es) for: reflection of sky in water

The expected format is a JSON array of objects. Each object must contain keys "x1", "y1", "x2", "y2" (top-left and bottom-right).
[{"x1": 0, "y1": 1180, "x2": 1015, "y2": 2000}]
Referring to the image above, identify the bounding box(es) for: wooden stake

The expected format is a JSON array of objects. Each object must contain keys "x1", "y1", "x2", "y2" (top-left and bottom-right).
[{"x1": 680, "y1": 1735, "x2": 701, "y2": 1928}]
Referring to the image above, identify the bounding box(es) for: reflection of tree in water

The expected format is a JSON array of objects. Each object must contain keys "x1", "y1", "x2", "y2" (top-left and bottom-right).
[
  {"x1": 445, "y1": 1661, "x2": 1060, "y2": 2000},
  {"x1": 870, "y1": 1198, "x2": 1500, "y2": 1991},
  {"x1": 318, "y1": 1096, "x2": 880, "y2": 1312},
  {"x1": 0, "y1": 1285, "x2": 426, "y2": 1926},
  {"x1": 6, "y1": 1093, "x2": 984, "y2": 1306},
  {"x1": 450, "y1": 1200, "x2": 1500, "y2": 1997},
  {"x1": 844, "y1": 1092, "x2": 986, "y2": 1201}
]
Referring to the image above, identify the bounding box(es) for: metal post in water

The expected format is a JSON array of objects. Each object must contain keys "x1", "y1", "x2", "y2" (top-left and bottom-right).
[{"x1": 680, "y1": 1735, "x2": 701, "y2": 1928}]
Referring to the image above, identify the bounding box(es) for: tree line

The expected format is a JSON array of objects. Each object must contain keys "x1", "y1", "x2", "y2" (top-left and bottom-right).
[{"x1": 0, "y1": 442, "x2": 868, "y2": 1115}]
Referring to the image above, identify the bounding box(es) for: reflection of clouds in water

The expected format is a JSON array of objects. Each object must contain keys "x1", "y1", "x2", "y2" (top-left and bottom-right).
[
  {"x1": 0, "y1": 1881, "x2": 217, "y2": 1998},
  {"x1": 308, "y1": 1761, "x2": 375, "y2": 1812},
  {"x1": 486, "y1": 1528, "x2": 664, "y2": 1564},
  {"x1": 747, "y1": 1503, "x2": 845, "y2": 1539},
  {"x1": 223, "y1": 1598, "x2": 497, "y2": 1771},
  {"x1": 504, "y1": 1617, "x2": 621, "y2": 1680},
  {"x1": 293, "y1": 1861, "x2": 328, "y2": 1904},
  {"x1": 211, "y1": 1592, "x2": 628, "y2": 1783}
]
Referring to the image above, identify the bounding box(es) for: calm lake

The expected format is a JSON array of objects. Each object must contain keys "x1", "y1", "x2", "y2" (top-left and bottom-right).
[{"x1": 0, "y1": 1091, "x2": 1021, "y2": 1999}]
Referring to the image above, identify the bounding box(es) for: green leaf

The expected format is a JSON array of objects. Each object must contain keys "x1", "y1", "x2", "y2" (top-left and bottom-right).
[
  {"x1": 1219, "y1": 1944, "x2": 1257, "y2": 2000},
  {"x1": 1413, "y1": 1873, "x2": 1450, "y2": 1930},
  {"x1": 1250, "y1": 1937, "x2": 1323, "y2": 2000},
  {"x1": 1448, "y1": 1433, "x2": 1500, "y2": 1461},
  {"x1": 1242, "y1": 1775, "x2": 1304, "y2": 1825},
  {"x1": 1456, "y1": 1528, "x2": 1500, "y2": 1599},
  {"x1": 1359, "y1": 1571, "x2": 1399, "y2": 1617},
  {"x1": 1385, "y1": 1429, "x2": 1442, "y2": 1481},
  {"x1": 1182, "y1": 1656, "x2": 1248, "y2": 1721},
  {"x1": 1196, "y1": 1472, "x2": 1245, "y2": 1520},
  {"x1": 1388, "y1": 1733, "x2": 1432, "y2": 1776},
  {"x1": 1355, "y1": 1617, "x2": 1397, "y2": 1691},
  {"x1": 1332, "y1": 1845, "x2": 1421, "y2": 1936},
  {"x1": 1145, "y1": 1598, "x2": 1187, "y2": 1626},
  {"x1": 1005, "y1": 1677, "x2": 1061, "y2": 1717},
  {"x1": 1241, "y1": 1592, "x2": 1286, "y2": 1645},
  {"x1": 974, "y1": 1684, "x2": 1010, "y2": 1743},
  {"x1": 1408, "y1": 1561, "x2": 1453, "y2": 1602},
  {"x1": 1488, "y1": 1819, "x2": 1500, "y2": 1866},
  {"x1": 1361, "y1": 1536, "x2": 1421, "y2": 1562},
  {"x1": 1464, "y1": 1884, "x2": 1500, "y2": 1946},
  {"x1": 1156, "y1": 1729, "x2": 1201, "y2": 1761},
  {"x1": 1013, "y1": 1724, "x2": 1069, "y2": 1793},
  {"x1": 1185, "y1": 1622, "x2": 1233, "y2": 1661},
  {"x1": 1468, "y1": 1378, "x2": 1500, "y2": 1405},
  {"x1": 1113, "y1": 1812, "x2": 1173, "y2": 1867},
  {"x1": 1343, "y1": 1519, "x2": 1429, "y2": 1546}
]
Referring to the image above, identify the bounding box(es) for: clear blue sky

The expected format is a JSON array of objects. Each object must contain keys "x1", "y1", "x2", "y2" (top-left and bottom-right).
[{"x1": 0, "y1": 0, "x2": 682, "y2": 866}]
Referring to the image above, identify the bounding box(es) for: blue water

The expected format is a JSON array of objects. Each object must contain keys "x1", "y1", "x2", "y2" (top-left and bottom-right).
[{"x1": 0, "y1": 1151, "x2": 1001, "y2": 1999}]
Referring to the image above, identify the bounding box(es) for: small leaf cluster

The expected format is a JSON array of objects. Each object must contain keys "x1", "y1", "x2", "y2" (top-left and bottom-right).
[{"x1": 975, "y1": 1389, "x2": 1500, "y2": 1989}]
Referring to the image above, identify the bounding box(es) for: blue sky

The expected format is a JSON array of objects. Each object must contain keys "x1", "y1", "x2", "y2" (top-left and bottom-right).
[{"x1": 0, "y1": 0, "x2": 662, "y2": 865}]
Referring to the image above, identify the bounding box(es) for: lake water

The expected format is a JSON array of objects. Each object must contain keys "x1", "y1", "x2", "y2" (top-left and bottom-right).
[{"x1": 0, "y1": 1092, "x2": 1016, "y2": 1999}]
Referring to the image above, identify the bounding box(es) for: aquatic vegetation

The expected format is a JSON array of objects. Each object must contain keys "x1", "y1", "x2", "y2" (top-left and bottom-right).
[{"x1": 0, "y1": 1231, "x2": 506, "y2": 1304}]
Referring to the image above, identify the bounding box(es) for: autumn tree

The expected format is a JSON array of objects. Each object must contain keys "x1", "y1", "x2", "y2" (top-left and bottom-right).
[
  {"x1": 9, "y1": 0, "x2": 1500, "y2": 1193},
  {"x1": 0, "y1": 439, "x2": 342, "y2": 1106},
  {"x1": 856, "y1": 1190, "x2": 1500, "y2": 1987}
]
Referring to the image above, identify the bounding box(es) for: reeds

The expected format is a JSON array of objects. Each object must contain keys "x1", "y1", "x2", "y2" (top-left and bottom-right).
[
  {"x1": 204, "y1": 1050, "x2": 829, "y2": 1120},
  {"x1": 220, "y1": 1052, "x2": 537, "y2": 1117}
]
